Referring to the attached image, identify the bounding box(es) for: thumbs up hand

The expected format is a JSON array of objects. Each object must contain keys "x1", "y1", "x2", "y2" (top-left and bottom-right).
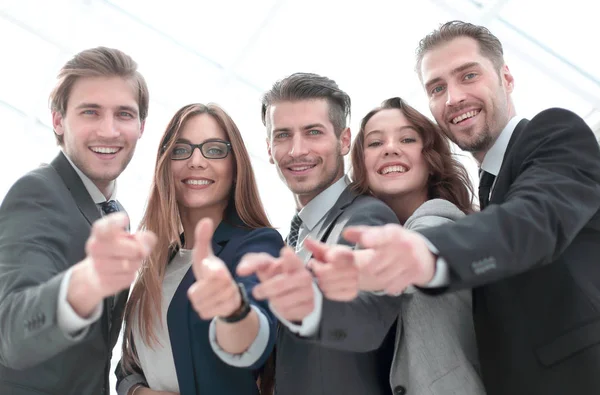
[{"x1": 187, "y1": 218, "x2": 242, "y2": 320}]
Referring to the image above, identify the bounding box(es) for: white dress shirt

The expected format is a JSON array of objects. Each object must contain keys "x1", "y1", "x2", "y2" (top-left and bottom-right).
[
  {"x1": 271, "y1": 176, "x2": 349, "y2": 337},
  {"x1": 56, "y1": 152, "x2": 117, "y2": 338},
  {"x1": 425, "y1": 116, "x2": 520, "y2": 287}
]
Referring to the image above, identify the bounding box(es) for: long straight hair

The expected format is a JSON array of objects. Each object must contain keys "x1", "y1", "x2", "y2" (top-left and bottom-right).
[
  {"x1": 121, "y1": 103, "x2": 271, "y2": 372},
  {"x1": 351, "y1": 97, "x2": 474, "y2": 215}
]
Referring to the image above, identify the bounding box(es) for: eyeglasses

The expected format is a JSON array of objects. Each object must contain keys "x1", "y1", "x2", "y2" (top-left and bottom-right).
[{"x1": 168, "y1": 140, "x2": 232, "y2": 160}]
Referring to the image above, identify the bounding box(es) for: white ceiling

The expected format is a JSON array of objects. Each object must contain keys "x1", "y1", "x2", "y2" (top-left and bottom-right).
[{"x1": 1, "y1": 0, "x2": 599, "y2": 235}]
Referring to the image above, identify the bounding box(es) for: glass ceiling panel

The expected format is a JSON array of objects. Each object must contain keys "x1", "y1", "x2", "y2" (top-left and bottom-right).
[
  {"x1": 499, "y1": 0, "x2": 600, "y2": 83},
  {"x1": 105, "y1": 0, "x2": 280, "y2": 68}
]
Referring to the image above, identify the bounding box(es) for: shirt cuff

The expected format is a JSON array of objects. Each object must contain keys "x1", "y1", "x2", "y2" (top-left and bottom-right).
[
  {"x1": 57, "y1": 268, "x2": 103, "y2": 339},
  {"x1": 209, "y1": 305, "x2": 270, "y2": 367},
  {"x1": 270, "y1": 281, "x2": 323, "y2": 337},
  {"x1": 421, "y1": 237, "x2": 450, "y2": 287}
]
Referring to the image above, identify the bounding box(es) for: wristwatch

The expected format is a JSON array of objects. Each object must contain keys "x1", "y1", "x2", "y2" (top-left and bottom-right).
[{"x1": 219, "y1": 282, "x2": 251, "y2": 323}]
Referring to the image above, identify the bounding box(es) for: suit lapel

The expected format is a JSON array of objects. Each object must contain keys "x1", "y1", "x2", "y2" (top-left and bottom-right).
[
  {"x1": 491, "y1": 118, "x2": 529, "y2": 203},
  {"x1": 166, "y1": 218, "x2": 241, "y2": 393},
  {"x1": 300, "y1": 186, "x2": 357, "y2": 263},
  {"x1": 50, "y1": 151, "x2": 101, "y2": 225}
]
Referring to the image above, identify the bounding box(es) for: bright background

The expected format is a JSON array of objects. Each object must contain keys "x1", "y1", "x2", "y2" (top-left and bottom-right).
[{"x1": 1, "y1": 0, "x2": 599, "y2": 393}]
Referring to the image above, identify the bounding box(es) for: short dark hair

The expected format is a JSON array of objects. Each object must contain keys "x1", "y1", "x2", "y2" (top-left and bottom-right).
[
  {"x1": 415, "y1": 20, "x2": 505, "y2": 78},
  {"x1": 261, "y1": 72, "x2": 351, "y2": 136},
  {"x1": 49, "y1": 47, "x2": 149, "y2": 144}
]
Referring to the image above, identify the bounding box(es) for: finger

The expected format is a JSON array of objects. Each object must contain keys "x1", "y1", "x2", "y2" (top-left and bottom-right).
[
  {"x1": 133, "y1": 231, "x2": 157, "y2": 257},
  {"x1": 87, "y1": 236, "x2": 148, "y2": 264},
  {"x1": 325, "y1": 246, "x2": 355, "y2": 267},
  {"x1": 91, "y1": 212, "x2": 130, "y2": 241},
  {"x1": 236, "y1": 252, "x2": 277, "y2": 276},
  {"x1": 341, "y1": 225, "x2": 372, "y2": 244},
  {"x1": 256, "y1": 259, "x2": 285, "y2": 282},
  {"x1": 194, "y1": 289, "x2": 241, "y2": 319},
  {"x1": 188, "y1": 281, "x2": 239, "y2": 317},
  {"x1": 193, "y1": 218, "x2": 215, "y2": 266},
  {"x1": 303, "y1": 238, "x2": 329, "y2": 262},
  {"x1": 279, "y1": 247, "x2": 304, "y2": 273},
  {"x1": 252, "y1": 269, "x2": 311, "y2": 300},
  {"x1": 270, "y1": 288, "x2": 314, "y2": 312}
]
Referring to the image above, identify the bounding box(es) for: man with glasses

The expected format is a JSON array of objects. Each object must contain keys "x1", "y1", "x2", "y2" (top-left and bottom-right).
[{"x1": 0, "y1": 47, "x2": 156, "y2": 395}]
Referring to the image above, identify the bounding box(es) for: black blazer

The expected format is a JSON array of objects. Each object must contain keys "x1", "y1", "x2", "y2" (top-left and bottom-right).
[
  {"x1": 420, "y1": 108, "x2": 600, "y2": 395},
  {"x1": 0, "y1": 152, "x2": 127, "y2": 395},
  {"x1": 117, "y1": 216, "x2": 283, "y2": 395}
]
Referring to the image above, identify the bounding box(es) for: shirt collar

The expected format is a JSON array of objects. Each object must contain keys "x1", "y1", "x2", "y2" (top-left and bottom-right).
[
  {"x1": 480, "y1": 116, "x2": 521, "y2": 176},
  {"x1": 62, "y1": 150, "x2": 117, "y2": 204},
  {"x1": 298, "y1": 176, "x2": 349, "y2": 231}
]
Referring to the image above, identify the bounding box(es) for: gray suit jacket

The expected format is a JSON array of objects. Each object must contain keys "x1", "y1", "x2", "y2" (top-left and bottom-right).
[
  {"x1": 390, "y1": 199, "x2": 485, "y2": 395},
  {"x1": 0, "y1": 152, "x2": 127, "y2": 395},
  {"x1": 275, "y1": 186, "x2": 403, "y2": 395}
]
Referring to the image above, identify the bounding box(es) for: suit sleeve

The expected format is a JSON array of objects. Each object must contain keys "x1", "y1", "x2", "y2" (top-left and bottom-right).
[
  {"x1": 305, "y1": 200, "x2": 404, "y2": 352},
  {"x1": 0, "y1": 172, "x2": 93, "y2": 369},
  {"x1": 420, "y1": 108, "x2": 600, "y2": 291},
  {"x1": 214, "y1": 228, "x2": 284, "y2": 370}
]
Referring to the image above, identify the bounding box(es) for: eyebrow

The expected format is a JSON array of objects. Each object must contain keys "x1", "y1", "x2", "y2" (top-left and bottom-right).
[
  {"x1": 365, "y1": 125, "x2": 416, "y2": 138},
  {"x1": 424, "y1": 61, "x2": 481, "y2": 90},
  {"x1": 303, "y1": 123, "x2": 327, "y2": 130},
  {"x1": 74, "y1": 103, "x2": 139, "y2": 116}
]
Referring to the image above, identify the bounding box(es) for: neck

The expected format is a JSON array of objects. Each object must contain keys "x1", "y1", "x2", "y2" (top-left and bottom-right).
[
  {"x1": 294, "y1": 174, "x2": 344, "y2": 209},
  {"x1": 179, "y1": 203, "x2": 226, "y2": 249},
  {"x1": 381, "y1": 190, "x2": 428, "y2": 224},
  {"x1": 95, "y1": 180, "x2": 114, "y2": 201}
]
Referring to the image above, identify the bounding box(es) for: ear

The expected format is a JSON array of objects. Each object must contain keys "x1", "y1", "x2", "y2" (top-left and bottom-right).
[
  {"x1": 339, "y1": 127, "x2": 351, "y2": 156},
  {"x1": 502, "y1": 64, "x2": 514, "y2": 94},
  {"x1": 52, "y1": 111, "x2": 65, "y2": 137},
  {"x1": 139, "y1": 120, "x2": 146, "y2": 138},
  {"x1": 266, "y1": 136, "x2": 274, "y2": 164}
]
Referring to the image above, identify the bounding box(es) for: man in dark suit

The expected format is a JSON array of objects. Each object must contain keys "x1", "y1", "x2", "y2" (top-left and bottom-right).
[
  {"x1": 0, "y1": 47, "x2": 157, "y2": 395},
  {"x1": 345, "y1": 21, "x2": 600, "y2": 395},
  {"x1": 238, "y1": 73, "x2": 403, "y2": 395}
]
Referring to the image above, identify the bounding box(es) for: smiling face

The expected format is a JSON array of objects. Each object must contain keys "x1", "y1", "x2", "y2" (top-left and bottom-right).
[
  {"x1": 421, "y1": 36, "x2": 515, "y2": 161},
  {"x1": 266, "y1": 99, "x2": 350, "y2": 206},
  {"x1": 170, "y1": 114, "x2": 234, "y2": 217},
  {"x1": 362, "y1": 109, "x2": 429, "y2": 209},
  {"x1": 52, "y1": 76, "x2": 144, "y2": 195}
]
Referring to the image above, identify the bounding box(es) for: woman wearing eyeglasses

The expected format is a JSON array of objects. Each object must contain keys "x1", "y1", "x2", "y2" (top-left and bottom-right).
[{"x1": 115, "y1": 103, "x2": 282, "y2": 395}]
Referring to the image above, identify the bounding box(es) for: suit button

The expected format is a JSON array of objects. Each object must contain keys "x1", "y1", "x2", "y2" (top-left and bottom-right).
[
  {"x1": 330, "y1": 329, "x2": 347, "y2": 340},
  {"x1": 393, "y1": 385, "x2": 406, "y2": 395}
]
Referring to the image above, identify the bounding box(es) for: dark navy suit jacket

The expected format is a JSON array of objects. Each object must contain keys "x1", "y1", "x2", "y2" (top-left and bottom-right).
[{"x1": 117, "y1": 216, "x2": 283, "y2": 395}]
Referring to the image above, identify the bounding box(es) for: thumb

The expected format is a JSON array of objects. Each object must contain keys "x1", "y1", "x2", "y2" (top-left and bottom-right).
[{"x1": 192, "y1": 218, "x2": 215, "y2": 277}]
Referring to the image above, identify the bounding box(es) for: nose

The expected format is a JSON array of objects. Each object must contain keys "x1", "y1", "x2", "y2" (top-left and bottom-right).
[
  {"x1": 97, "y1": 114, "x2": 120, "y2": 138},
  {"x1": 445, "y1": 83, "x2": 467, "y2": 108},
  {"x1": 289, "y1": 134, "x2": 309, "y2": 158},
  {"x1": 188, "y1": 147, "x2": 208, "y2": 169},
  {"x1": 383, "y1": 139, "x2": 402, "y2": 157}
]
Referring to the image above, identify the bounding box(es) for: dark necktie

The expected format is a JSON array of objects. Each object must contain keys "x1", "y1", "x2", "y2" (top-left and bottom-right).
[
  {"x1": 478, "y1": 170, "x2": 496, "y2": 210},
  {"x1": 98, "y1": 200, "x2": 122, "y2": 334},
  {"x1": 286, "y1": 213, "x2": 303, "y2": 248},
  {"x1": 100, "y1": 200, "x2": 120, "y2": 216}
]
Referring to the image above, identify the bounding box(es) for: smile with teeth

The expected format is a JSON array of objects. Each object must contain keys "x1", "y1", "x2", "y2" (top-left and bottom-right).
[
  {"x1": 379, "y1": 165, "x2": 408, "y2": 175},
  {"x1": 452, "y1": 110, "x2": 480, "y2": 124},
  {"x1": 289, "y1": 164, "x2": 316, "y2": 172},
  {"x1": 184, "y1": 179, "x2": 213, "y2": 185},
  {"x1": 90, "y1": 147, "x2": 120, "y2": 154}
]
